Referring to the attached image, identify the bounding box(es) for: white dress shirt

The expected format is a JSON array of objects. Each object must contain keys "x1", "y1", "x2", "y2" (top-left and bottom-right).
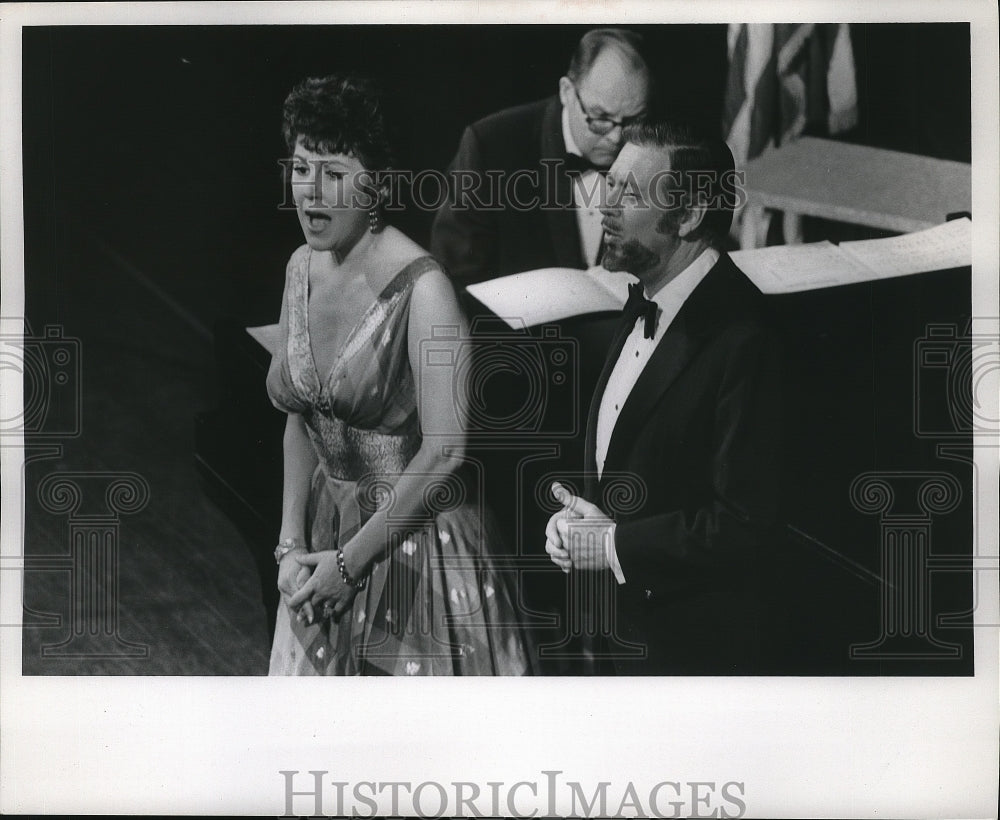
[
  {"x1": 596, "y1": 247, "x2": 720, "y2": 583},
  {"x1": 561, "y1": 107, "x2": 607, "y2": 267}
]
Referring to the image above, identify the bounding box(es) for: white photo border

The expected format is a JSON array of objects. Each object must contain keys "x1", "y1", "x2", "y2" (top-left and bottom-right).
[{"x1": 1, "y1": 1, "x2": 997, "y2": 817}]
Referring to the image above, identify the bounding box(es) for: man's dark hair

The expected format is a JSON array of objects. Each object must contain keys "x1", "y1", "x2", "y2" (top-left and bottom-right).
[
  {"x1": 623, "y1": 120, "x2": 738, "y2": 247},
  {"x1": 566, "y1": 28, "x2": 651, "y2": 86},
  {"x1": 282, "y1": 74, "x2": 393, "y2": 171}
]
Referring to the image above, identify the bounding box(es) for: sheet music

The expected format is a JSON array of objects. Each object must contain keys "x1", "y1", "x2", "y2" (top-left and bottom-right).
[
  {"x1": 839, "y1": 217, "x2": 972, "y2": 277},
  {"x1": 729, "y1": 241, "x2": 875, "y2": 293},
  {"x1": 466, "y1": 266, "x2": 634, "y2": 328}
]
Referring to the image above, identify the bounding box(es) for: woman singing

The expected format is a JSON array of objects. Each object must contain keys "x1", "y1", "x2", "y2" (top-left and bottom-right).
[{"x1": 266, "y1": 74, "x2": 534, "y2": 675}]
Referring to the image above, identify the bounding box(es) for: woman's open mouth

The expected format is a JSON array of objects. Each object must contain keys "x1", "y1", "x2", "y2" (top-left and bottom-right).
[{"x1": 303, "y1": 209, "x2": 332, "y2": 231}]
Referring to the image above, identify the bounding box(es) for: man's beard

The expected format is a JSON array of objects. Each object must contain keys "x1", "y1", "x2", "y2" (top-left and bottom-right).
[{"x1": 601, "y1": 238, "x2": 659, "y2": 274}]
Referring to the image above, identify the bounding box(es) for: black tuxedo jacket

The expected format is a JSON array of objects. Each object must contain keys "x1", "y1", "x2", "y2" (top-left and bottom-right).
[
  {"x1": 431, "y1": 96, "x2": 586, "y2": 286},
  {"x1": 584, "y1": 254, "x2": 782, "y2": 674}
]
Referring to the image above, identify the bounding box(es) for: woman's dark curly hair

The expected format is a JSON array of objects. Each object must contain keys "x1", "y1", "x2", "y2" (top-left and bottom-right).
[{"x1": 282, "y1": 74, "x2": 393, "y2": 171}]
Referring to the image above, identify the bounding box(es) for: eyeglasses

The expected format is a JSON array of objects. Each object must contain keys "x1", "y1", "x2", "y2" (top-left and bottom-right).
[{"x1": 572, "y1": 85, "x2": 645, "y2": 135}]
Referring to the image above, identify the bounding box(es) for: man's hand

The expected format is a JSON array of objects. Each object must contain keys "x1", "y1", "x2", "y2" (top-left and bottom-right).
[
  {"x1": 544, "y1": 481, "x2": 615, "y2": 572},
  {"x1": 544, "y1": 491, "x2": 580, "y2": 573}
]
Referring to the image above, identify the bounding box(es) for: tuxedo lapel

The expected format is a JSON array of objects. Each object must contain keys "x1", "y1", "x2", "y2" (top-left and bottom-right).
[
  {"x1": 595, "y1": 256, "x2": 746, "y2": 485},
  {"x1": 600, "y1": 314, "x2": 701, "y2": 481},
  {"x1": 539, "y1": 97, "x2": 585, "y2": 269},
  {"x1": 584, "y1": 314, "x2": 638, "y2": 500},
  {"x1": 546, "y1": 195, "x2": 583, "y2": 268}
]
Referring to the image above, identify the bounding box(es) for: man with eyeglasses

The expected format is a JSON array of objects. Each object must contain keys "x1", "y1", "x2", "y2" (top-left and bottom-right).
[{"x1": 431, "y1": 28, "x2": 653, "y2": 286}]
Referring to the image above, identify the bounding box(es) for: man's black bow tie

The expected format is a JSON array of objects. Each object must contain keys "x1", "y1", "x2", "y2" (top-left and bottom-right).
[
  {"x1": 563, "y1": 153, "x2": 607, "y2": 175},
  {"x1": 622, "y1": 282, "x2": 658, "y2": 339}
]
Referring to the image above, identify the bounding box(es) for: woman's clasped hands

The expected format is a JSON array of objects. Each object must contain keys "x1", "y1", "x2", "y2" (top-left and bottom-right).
[{"x1": 281, "y1": 548, "x2": 358, "y2": 625}]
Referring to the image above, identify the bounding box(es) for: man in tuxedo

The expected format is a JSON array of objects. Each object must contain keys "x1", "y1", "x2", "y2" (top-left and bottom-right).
[
  {"x1": 544, "y1": 122, "x2": 782, "y2": 675},
  {"x1": 430, "y1": 30, "x2": 653, "y2": 674},
  {"x1": 430, "y1": 28, "x2": 653, "y2": 286}
]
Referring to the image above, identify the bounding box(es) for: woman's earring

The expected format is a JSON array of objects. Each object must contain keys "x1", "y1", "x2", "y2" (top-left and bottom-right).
[{"x1": 368, "y1": 207, "x2": 381, "y2": 234}]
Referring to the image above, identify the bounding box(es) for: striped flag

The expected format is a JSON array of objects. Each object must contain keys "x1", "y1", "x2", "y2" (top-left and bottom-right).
[
  {"x1": 723, "y1": 23, "x2": 858, "y2": 244},
  {"x1": 723, "y1": 23, "x2": 858, "y2": 166}
]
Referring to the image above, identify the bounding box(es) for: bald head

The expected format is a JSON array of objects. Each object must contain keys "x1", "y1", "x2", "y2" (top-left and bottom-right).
[
  {"x1": 566, "y1": 28, "x2": 652, "y2": 88},
  {"x1": 559, "y1": 29, "x2": 653, "y2": 168}
]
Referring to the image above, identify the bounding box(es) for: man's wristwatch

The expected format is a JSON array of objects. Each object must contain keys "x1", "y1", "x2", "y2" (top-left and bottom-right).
[{"x1": 274, "y1": 538, "x2": 303, "y2": 564}]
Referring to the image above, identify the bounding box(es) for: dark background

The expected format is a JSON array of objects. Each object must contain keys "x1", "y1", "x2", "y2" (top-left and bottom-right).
[
  {"x1": 23, "y1": 24, "x2": 971, "y2": 326},
  {"x1": 20, "y1": 23, "x2": 975, "y2": 674}
]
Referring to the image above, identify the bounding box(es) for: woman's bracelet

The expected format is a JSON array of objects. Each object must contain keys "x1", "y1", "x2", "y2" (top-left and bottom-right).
[
  {"x1": 273, "y1": 537, "x2": 304, "y2": 564},
  {"x1": 336, "y1": 549, "x2": 368, "y2": 591}
]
